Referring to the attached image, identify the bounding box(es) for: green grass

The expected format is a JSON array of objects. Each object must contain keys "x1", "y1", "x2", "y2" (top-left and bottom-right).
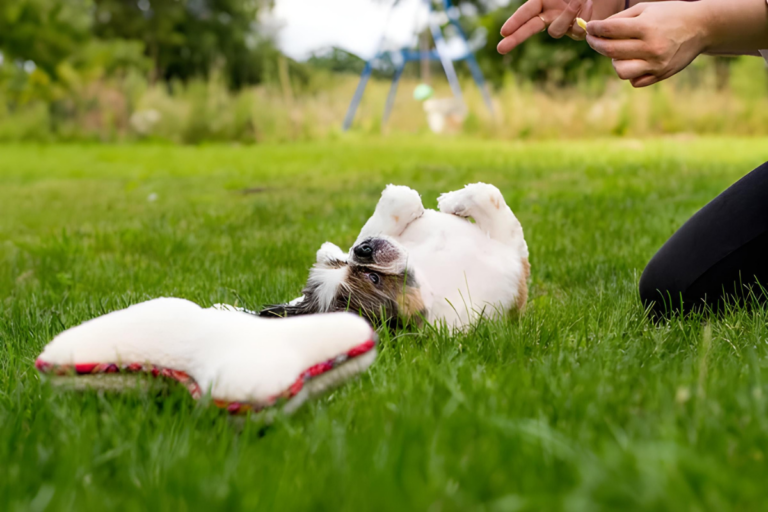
[{"x1": 2, "y1": 138, "x2": 768, "y2": 511}]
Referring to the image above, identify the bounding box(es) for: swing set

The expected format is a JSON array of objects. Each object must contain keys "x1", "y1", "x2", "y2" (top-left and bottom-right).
[{"x1": 342, "y1": 0, "x2": 495, "y2": 131}]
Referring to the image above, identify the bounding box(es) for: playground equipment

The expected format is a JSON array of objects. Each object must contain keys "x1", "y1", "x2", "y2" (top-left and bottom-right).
[{"x1": 342, "y1": 0, "x2": 494, "y2": 131}]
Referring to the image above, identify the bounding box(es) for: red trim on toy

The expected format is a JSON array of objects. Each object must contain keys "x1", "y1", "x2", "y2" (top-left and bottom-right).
[{"x1": 35, "y1": 338, "x2": 377, "y2": 414}]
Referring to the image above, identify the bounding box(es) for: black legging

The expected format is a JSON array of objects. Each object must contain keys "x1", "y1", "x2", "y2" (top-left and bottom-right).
[{"x1": 640, "y1": 161, "x2": 768, "y2": 317}]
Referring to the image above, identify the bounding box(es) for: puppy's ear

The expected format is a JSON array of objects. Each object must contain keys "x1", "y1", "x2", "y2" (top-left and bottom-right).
[
  {"x1": 316, "y1": 242, "x2": 347, "y2": 269},
  {"x1": 258, "y1": 296, "x2": 317, "y2": 318},
  {"x1": 258, "y1": 304, "x2": 304, "y2": 318},
  {"x1": 262, "y1": 246, "x2": 350, "y2": 319}
]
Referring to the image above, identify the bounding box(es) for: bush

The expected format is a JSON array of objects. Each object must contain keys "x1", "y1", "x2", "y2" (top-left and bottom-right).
[{"x1": 0, "y1": 54, "x2": 767, "y2": 143}]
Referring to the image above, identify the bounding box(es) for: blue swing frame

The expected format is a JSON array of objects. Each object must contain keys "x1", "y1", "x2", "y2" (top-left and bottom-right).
[{"x1": 342, "y1": 0, "x2": 494, "y2": 131}]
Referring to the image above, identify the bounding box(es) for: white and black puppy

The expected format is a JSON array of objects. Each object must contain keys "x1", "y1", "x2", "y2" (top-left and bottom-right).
[{"x1": 261, "y1": 183, "x2": 529, "y2": 329}]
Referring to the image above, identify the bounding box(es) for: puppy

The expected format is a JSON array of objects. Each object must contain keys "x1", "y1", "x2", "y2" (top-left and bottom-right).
[{"x1": 261, "y1": 183, "x2": 529, "y2": 329}]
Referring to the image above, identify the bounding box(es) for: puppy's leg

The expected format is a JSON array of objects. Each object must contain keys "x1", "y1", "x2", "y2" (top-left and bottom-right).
[
  {"x1": 355, "y1": 185, "x2": 425, "y2": 245},
  {"x1": 440, "y1": 183, "x2": 530, "y2": 312},
  {"x1": 438, "y1": 183, "x2": 527, "y2": 253}
]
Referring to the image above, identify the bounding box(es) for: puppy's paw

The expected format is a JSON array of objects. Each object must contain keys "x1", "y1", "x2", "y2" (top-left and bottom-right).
[
  {"x1": 376, "y1": 185, "x2": 425, "y2": 225},
  {"x1": 436, "y1": 189, "x2": 470, "y2": 217},
  {"x1": 438, "y1": 183, "x2": 506, "y2": 217}
]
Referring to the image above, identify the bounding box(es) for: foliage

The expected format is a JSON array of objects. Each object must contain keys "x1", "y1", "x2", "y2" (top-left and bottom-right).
[
  {"x1": 0, "y1": 0, "x2": 766, "y2": 143},
  {"x1": 0, "y1": 0, "x2": 93, "y2": 79},
  {"x1": 2, "y1": 57, "x2": 768, "y2": 143},
  {"x1": 0, "y1": 0, "x2": 277, "y2": 92},
  {"x1": 307, "y1": 47, "x2": 367, "y2": 76},
  {"x1": 3, "y1": 139, "x2": 768, "y2": 509},
  {"x1": 92, "y1": 0, "x2": 271, "y2": 88}
]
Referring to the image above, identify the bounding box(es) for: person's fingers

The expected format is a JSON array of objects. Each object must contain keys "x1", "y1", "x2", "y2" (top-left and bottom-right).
[
  {"x1": 500, "y1": 0, "x2": 543, "y2": 37},
  {"x1": 612, "y1": 59, "x2": 654, "y2": 81},
  {"x1": 498, "y1": 17, "x2": 547, "y2": 54},
  {"x1": 587, "y1": 18, "x2": 645, "y2": 39},
  {"x1": 567, "y1": 28, "x2": 585, "y2": 41},
  {"x1": 549, "y1": 0, "x2": 583, "y2": 39},
  {"x1": 566, "y1": 0, "x2": 592, "y2": 41},
  {"x1": 631, "y1": 74, "x2": 660, "y2": 88},
  {"x1": 587, "y1": 35, "x2": 649, "y2": 59}
]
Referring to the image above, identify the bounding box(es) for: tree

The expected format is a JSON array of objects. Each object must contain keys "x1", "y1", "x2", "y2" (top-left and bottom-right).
[
  {"x1": 0, "y1": 0, "x2": 93, "y2": 78},
  {"x1": 92, "y1": 0, "x2": 270, "y2": 87},
  {"x1": 307, "y1": 48, "x2": 367, "y2": 75}
]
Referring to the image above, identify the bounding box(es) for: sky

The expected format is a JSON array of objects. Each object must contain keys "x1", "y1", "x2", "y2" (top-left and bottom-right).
[
  {"x1": 266, "y1": 0, "x2": 427, "y2": 61},
  {"x1": 266, "y1": 0, "x2": 511, "y2": 61}
]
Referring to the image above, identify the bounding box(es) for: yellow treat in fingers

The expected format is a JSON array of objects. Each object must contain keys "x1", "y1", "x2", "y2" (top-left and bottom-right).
[{"x1": 576, "y1": 17, "x2": 587, "y2": 31}]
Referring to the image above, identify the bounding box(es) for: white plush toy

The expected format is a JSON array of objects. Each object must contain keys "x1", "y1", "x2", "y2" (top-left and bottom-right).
[{"x1": 36, "y1": 298, "x2": 377, "y2": 414}]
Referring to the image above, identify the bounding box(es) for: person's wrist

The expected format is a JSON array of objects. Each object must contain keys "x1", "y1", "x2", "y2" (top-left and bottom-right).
[
  {"x1": 620, "y1": 0, "x2": 630, "y2": 13},
  {"x1": 690, "y1": 1, "x2": 719, "y2": 54},
  {"x1": 592, "y1": 0, "x2": 627, "y2": 20}
]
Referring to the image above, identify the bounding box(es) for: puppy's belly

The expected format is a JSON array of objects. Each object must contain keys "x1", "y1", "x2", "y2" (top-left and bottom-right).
[{"x1": 397, "y1": 211, "x2": 523, "y2": 325}]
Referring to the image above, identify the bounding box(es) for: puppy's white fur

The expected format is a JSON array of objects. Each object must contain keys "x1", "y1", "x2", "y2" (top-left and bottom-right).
[
  {"x1": 307, "y1": 266, "x2": 350, "y2": 312},
  {"x1": 322, "y1": 183, "x2": 529, "y2": 328}
]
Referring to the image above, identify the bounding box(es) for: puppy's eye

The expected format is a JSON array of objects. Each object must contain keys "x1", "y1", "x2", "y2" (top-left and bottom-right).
[{"x1": 367, "y1": 273, "x2": 380, "y2": 285}]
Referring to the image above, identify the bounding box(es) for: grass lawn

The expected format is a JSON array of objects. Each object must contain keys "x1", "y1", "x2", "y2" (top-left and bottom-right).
[{"x1": 2, "y1": 138, "x2": 768, "y2": 511}]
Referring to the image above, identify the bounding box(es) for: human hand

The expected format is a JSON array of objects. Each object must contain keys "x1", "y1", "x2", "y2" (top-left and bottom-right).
[
  {"x1": 586, "y1": 2, "x2": 710, "y2": 88},
  {"x1": 498, "y1": 0, "x2": 592, "y2": 54},
  {"x1": 498, "y1": 0, "x2": 630, "y2": 54}
]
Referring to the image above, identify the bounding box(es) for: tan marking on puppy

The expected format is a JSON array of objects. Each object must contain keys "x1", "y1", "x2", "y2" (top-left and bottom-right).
[
  {"x1": 490, "y1": 194, "x2": 501, "y2": 210},
  {"x1": 332, "y1": 266, "x2": 422, "y2": 326},
  {"x1": 396, "y1": 285, "x2": 426, "y2": 325},
  {"x1": 516, "y1": 257, "x2": 530, "y2": 311},
  {"x1": 393, "y1": 215, "x2": 400, "y2": 223}
]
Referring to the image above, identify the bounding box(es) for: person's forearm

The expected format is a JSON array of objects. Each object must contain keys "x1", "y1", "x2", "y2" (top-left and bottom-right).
[
  {"x1": 623, "y1": 0, "x2": 768, "y2": 54},
  {"x1": 697, "y1": 0, "x2": 768, "y2": 54},
  {"x1": 593, "y1": 0, "x2": 681, "y2": 21},
  {"x1": 628, "y1": 0, "x2": 696, "y2": 7},
  {"x1": 629, "y1": 0, "x2": 696, "y2": 6},
  {"x1": 591, "y1": 0, "x2": 628, "y2": 20}
]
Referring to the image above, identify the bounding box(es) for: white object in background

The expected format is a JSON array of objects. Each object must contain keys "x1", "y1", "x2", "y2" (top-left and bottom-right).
[
  {"x1": 129, "y1": 109, "x2": 161, "y2": 136},
  {"x1": 423, "y1": 98, "x2": 468, "y2": 134}
]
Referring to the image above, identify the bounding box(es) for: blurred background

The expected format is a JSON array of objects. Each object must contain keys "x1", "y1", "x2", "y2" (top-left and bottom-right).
[{"x1": 1, "y1": 0, "x2": 767, "y2": 144}]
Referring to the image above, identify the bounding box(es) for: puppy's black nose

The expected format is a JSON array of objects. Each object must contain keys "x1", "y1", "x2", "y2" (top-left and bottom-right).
[{"x1": 354, "y1": 243, "x2": 373, "y2": 258}]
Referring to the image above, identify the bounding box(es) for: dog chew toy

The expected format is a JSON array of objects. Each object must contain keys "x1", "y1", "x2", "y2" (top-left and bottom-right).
[
  {"x1": 35, "y1": 298, "x2": 377, "y2": 414},
  {"x1": 576, "y1": 18, "x2": 587, "y2": 31}
]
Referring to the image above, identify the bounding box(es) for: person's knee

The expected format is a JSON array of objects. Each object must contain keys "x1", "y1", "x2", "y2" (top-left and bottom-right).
[
  {"x1": 639, "y1": 253, "x2": 683, "y2": 318},
  {"x1": 638, "y1": 265, "x2": 660, "y2": 315}
]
